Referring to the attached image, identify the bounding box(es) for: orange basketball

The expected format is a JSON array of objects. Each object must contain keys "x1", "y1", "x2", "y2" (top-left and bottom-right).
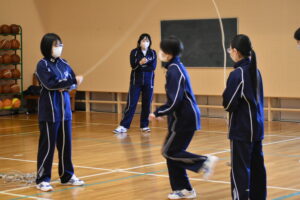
[
  {"x1": 2, "y1": 54, "x2": 11, "y2": 64},
  {"x1": 0, "y1": 100, "x2": 3, "y2": 109},
  {"x1": 12, "y1": 98, "x2": 21, "y2": 108},
  {"x1": 2, "y1": 69, "x2": 12, "y2": 78},
  {"x1": 1, "y1": 24, "x2": 11, "y2": 34},
  {"x1": 2, "y1": 85, "x2": 11, "y2": 93},
  {"x1": 10, "y1": 39, "x2": 20, "y2": 49},
  {"x1": 11, "y1": 54, "x2": 20, "y2": 64},
  {"x1": 10, "y1": 24, "x2": 20, "y2": 34},
  {"x1": 0, "y1": 39, "x2": 11, "y2": 49},
  {"x1": 10, "y1": 84, "x2": 20, "y2": 93},
  {"x1": 11, "y1": 69, "x2": 21, "y2": 78},
  {"x1": 3, "y1": 98, "x2": 12, "y2": 109}
]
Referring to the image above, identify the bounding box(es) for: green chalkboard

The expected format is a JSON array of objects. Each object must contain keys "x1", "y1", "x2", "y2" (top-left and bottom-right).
[{"x1": 161, "y1": 18, "x2": 238, "y2": 67}]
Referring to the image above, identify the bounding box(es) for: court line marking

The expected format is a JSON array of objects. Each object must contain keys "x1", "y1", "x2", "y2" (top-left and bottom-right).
[
  {"x1": 0, "y1": 169, "x2": 117, "y2": 194},
  {"x1": 272, "y1": 191, "x2": 300, "y2": 200},
  {"x1": 1, "y1": 133, "x2": 300, "y2": 194},
  {"x1": 3, "y1": 168, "x2": 300, "y2": 200},
  {"x1": 1, "y1": 115, "x2": 300, "y2": 197},
  {"x1": 263, "y1": 137, "x2": 300, "y2": 146},
  {"x1": 1, "y1": 116, "x2": 300, "y2": 138},
  {"x1": 4, "y1": 170, "x2": 165, "y2": 200},
  {"x1": 0, "y1": 133, "x2": 299, "y2": 172},
  {"x1": 0, "y1": 191, "x2": 50, "y2": 200},
  {"x1": 120, "y1": 162, "x2": 166, "y2": 171},
  {"x1": 116, "y1": 170, "x2": 300, "y2": 192}
]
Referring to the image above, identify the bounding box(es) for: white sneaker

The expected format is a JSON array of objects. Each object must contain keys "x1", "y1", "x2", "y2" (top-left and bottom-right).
[
  {"x1": 168, "y1": 189, "x2": 197, "y2": 199},
  {"x1": 113, "y1": 126, "x2": 127, "y2": 134},
  {"x1": 61, "y1": 175, "x2": 84, "y2": 186},
  {"x1": 202, "y1": 155, "x2": 219, "y2": 180},
  {"x1": 141, "y1": 127, "x2": 151, "y2": 132},
  {"x1": 36, "y1": 181, "x2": 53, "y2": 192}
]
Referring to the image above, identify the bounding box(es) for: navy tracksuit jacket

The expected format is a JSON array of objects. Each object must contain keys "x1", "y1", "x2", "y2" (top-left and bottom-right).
[
  {"x1": 154, "y1": 57, "x2": 207, "y2": 191},
  {"x1": 35, "y1": 57, "x2": 77, "y2": 184},
  {"x1": 120, "y1": 47, "x2": 156, "y2": 129},
  {"x1": 223, "y1": 58, "x2": 267, "y2": 200}
]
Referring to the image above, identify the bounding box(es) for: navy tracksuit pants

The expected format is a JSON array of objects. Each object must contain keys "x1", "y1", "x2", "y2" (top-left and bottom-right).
[
  {"x1": 230, "y1": 140, "x2": 267, "y2": 200},
  {"x1": 120, "y1": 83, "x2": 153, "y2": 129},
  {"x1": 36, "y1": 120, "x2": 74, "y2": 184},
  {"x1": 163, "y1": 130, "x2": 207, "y2": 191}
]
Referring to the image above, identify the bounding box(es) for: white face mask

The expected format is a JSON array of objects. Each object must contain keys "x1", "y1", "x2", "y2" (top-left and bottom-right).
[
  {"x1": 52, "y1": 46, "x2": 63, "y2": 58},
  {"x1": 141, "y1": 41, "x2": 150, "y2": 49},
  {"x1": 297, "y1": 44, "x2": 300, "y2": 50},
  {"x1": 158, "y1": 50, "x2": 169, "y2": 62}
]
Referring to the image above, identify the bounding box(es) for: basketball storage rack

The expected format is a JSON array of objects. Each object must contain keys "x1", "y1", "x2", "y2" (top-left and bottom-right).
[{"x1": 0, "y1": 25, "x2": 24, "y2": 115}]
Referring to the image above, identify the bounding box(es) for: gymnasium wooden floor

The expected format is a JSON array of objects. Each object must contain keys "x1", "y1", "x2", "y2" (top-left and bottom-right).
[{"x1": 0, "y1": 112, "x2": 300, "y2": 200}]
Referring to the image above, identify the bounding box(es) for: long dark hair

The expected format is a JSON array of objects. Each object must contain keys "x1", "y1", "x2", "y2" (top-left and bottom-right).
[
  {"x1": 137, "y1": 33, "x2": 152, "y2": 48},
  {"x1": 231, "y1": 34, "x2": 259, "y2": 101}
]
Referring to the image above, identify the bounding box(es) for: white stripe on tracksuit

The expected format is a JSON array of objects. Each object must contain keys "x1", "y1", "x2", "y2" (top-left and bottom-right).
[
  {"x1": 231, "y1": 141, "x2": 240, "y2": 200},
  {"x1": 162, "y1": 112, "x2": 203, "y2": 163},
  {"x1": 37, "y1": 122, "x2": 50, "y2": 178},
  {"x1": 158, "y1": 64, "x2": 184, "y2": 115},
  {"x1": 60, "y1": 92, "x2": 66, "y2": 177},
  {"x1": 225, "y1": 68, "x2": 243, "y2": 111},
  {"x1": 226, "y1": 67, "x2": 254, "y2": 141},
  {"x1": 160, "y1": 64, "x2": 202, "y2": 163}
]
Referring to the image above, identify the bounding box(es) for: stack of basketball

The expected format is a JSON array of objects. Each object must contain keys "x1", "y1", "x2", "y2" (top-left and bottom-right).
[
  {"x1": 0, "y1": 98, "x2": 21, "y2": 109},
  {"x1": 0, "y1": 24, "x2": 22, "y2": 110},
  {"x1": 0, "y1": 24, "x2": 20, "y2": 34},
  {"x1": 0, "y1": 54, "x2": 20, "y2": 64},
  {"x1": 0, "y1": 39, "x2": 20, "y2": 49},
  {"x1": 0, "y1": 84, "x2": 20, "y2": 94},
  {"x1": 0, "y1": 68, "x2": 21, "y2": 79}
]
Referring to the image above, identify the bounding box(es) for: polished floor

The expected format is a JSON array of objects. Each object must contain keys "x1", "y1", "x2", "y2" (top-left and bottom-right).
[{"x1": 0, "y1": 112, "x2": 300, "y2": 200}]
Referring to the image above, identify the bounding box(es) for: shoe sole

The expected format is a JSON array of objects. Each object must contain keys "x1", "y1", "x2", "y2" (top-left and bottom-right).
[
  {"x1": 168, "y1": 195, "x2": 196, "y2": 199},
  {"x1": 113, "y1": 130, "x2": 127, "y2": 134},
  {"x1": 36, "y1": 186, "x2": 53, "y2": 192}
]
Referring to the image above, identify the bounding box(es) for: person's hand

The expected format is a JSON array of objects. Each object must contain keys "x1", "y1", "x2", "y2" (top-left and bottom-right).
[
  {"x1": 149, "y1": 113, "x2": 156, "y2": 121},
  {"x1": 76, "y1": 75, "x2": 84, "y2": 85},
  {"x1": 139, "y1": 58, "x2": 147, "y2": 65},
  {"x1": 149, "y1": 113, "x2": 164, "y2": 121}
]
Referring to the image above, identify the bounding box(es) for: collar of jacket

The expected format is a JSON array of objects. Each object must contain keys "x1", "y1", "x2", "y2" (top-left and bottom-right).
[
  {"x1": 137, "y1": 47, "x2": 151, "y2": 54},
  {"x1": 44, "y1": 57, "x2": 59, "y2": 63},
  {"x1": 165, "y1": 56, "x2": 180, "y2": 68},
  {"x1": 233, "y1": 57, "x2": 250, "y2": 68}
]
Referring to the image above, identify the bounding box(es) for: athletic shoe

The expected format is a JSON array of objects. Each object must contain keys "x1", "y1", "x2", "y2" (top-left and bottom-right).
[
  {"x1": 168, "y1": 189, "x2": 197, "y2": 199},
  {"x1": 36, "y1": 181, "x2": 53, "y2": 192},
  {"x1": 113, "y1": 126, "x2": 127, "y2": 134},
  {"x1": 61, "y1": 175, "x2": 84, "y2": 186},
  {"x1": 141, "y1": 127, "x2": 151, "y2": 132},
  {"x1": 202, "y1": 155, "x2": 219, "y2": 180}
]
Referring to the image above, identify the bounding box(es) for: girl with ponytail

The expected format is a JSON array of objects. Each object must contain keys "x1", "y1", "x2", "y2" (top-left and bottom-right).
[{"x1": 223, "y1": 34, "x2": 266, "y2": 200}]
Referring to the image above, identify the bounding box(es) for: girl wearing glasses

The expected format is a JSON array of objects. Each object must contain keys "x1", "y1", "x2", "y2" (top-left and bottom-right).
[{"x1": 223, "y1": 34, "x2": 266, "y2": 200}]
